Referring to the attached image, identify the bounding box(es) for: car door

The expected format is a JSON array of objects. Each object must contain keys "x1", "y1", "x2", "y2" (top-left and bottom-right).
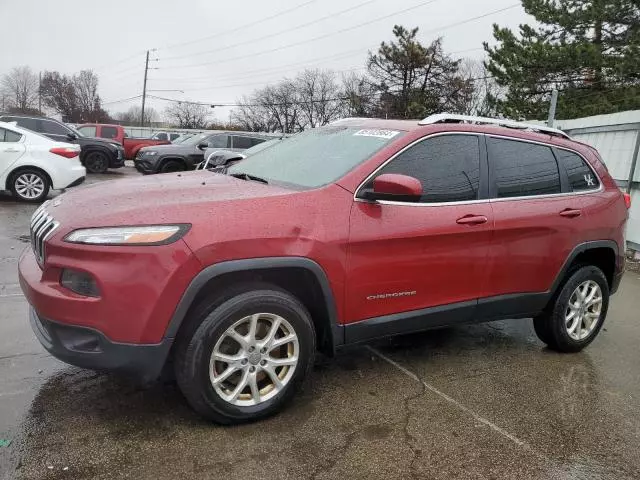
[
  {"x1": 0, "y1": 127, "x2": 26, "y2": 178},
  {"x1": 483, "y1": 136, "x2": 590, "y2": 307},
  {"x1": 345, "y1": 133, "x2": 493, "y2": 331}
]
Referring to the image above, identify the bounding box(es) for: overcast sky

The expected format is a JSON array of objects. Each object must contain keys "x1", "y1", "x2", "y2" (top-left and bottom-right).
[{"x1": 0, "y1": 0, "x2": 532, "y2": 122}]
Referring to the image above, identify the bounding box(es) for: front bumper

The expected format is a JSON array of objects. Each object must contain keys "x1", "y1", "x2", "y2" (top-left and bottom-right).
[
  {"x1": 134, "y1": 156, "x2": 158, "y2": 174},
  {"x1": 109, "y1": 148, "x2": 126, "y2": 168},
  {"x1": 30, "y1": 308, "x2": 171, "y2": 381}
]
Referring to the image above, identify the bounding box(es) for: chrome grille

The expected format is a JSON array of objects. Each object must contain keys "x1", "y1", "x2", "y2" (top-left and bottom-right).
[{"x1": 30, "y1": 203, "x2": 59, "y2": 266}]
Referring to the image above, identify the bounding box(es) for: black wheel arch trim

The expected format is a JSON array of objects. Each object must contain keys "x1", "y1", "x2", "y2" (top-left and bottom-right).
[
  {"x1": 163, "y1": 256, "x2": 344, "y2": 350},
  {"x1": 549, "y1": 240, "x2": 620, "y2": 297}
]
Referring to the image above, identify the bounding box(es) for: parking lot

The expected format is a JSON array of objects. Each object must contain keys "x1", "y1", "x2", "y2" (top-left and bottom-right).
[{"x1": 1, "y1": 168, "x2": 639, "y2": 480}]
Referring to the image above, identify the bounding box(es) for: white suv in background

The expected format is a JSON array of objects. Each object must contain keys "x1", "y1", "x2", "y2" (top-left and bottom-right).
[{"x1": 0, "y1": 121, "x2": 86, "y2": 202}]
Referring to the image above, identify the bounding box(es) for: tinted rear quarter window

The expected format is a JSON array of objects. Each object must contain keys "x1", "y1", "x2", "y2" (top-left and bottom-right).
[
  {"x1": 489, "y1": 138, "x2": 560, "y2": 198},
  {"x1": 375, "y1": 134, "x2": 481, "y2": 203},
  {"x1": 0, "y1": 128, "x2": 22, "y2": 142},
  {"x1": 556, "y1": 149, "x2": 600, "y2": 191}
]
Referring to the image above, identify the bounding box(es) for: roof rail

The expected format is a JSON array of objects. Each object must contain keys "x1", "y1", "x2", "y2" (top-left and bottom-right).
[{"x1": 418, "y1": 113, "x2": 571, "y2": 139}]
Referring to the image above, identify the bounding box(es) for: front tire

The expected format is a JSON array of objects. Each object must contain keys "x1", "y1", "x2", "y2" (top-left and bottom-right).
[
  {"x1": 174, "y1": 288, "x2": 316, "y2": 424},
  {"x1": 10, "y1": 169, "x2": 50, "y2": 203},
  {"x1": 159, "y1": 160, "x2": 185, "y2": 173},
  {"x1": 533, "y1": 265, "x2": 609, "y2": 352},
  {"x1": 84, "y1": 151, "x2": 109, "y2": 173}
]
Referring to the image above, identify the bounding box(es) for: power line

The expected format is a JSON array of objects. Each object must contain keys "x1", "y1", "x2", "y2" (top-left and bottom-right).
[
  {"x1": 421, "y1": 4, "x2": 519, "y2": 36},
  {"x1": 102, "y1": 95, "x2": 143, "y2": 106},
  {"x1": 160, "y1": 0, "x2": 443, "y2": 70},
  {"x1": 157, "y1": 0, "x2": 318, "y2": 52},
  {"x1": 94, "y1": 50, "x2": 147, "y2": 72},
  {"x1": 161, "y1": 0, "x2": 379, "y2": 62},
  {"x1": 145, "y1": 73, "x2": 493, "y2": 107}
]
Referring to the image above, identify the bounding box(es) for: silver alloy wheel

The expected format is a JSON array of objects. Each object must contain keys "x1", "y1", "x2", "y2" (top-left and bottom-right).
[
  {"x1": 209, "y1": 313, "x2": 299, "y2": 406},
  {"x1": 565, "y1": 280, "x2": 603, "y2": 341},
  {"x1": 15, "y1": 173, "x2": 45, "y2": 200}
]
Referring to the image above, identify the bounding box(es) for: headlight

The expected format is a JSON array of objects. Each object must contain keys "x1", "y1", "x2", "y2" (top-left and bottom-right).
[
  {"x1": 64, "y1": 225, "x2": 190, "y2": 245},
  {"x1": 144, "y1": 151, "x2": 158, "y2": 156}
]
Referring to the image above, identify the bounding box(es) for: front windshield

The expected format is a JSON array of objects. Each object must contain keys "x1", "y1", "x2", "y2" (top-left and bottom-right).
[
  {"x1": 182, "y1": 133, "x2": 211, "y2": 146},
  {"x1": 173, "y1": 134, "x2": 192, "y2": 144},
  {"x1": 227, "y1": 126, "x2": 404, "y2": 188}
]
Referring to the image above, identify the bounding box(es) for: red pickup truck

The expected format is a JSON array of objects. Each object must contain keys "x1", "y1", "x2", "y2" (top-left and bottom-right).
[{"x1": 76, "y1": 124, "x2": 170, "y2": 160}]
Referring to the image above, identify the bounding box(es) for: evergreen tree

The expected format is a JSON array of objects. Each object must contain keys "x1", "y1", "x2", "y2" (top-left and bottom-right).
[
  {"x1": 485, "y1": 0, "x2": 640, "y2": 119},
  {"x1": 367, "y1": 26, "x2": 472, "y2": 119}
]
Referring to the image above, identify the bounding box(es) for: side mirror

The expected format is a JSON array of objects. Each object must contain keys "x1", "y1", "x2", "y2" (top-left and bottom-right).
[
  {"x1": 360, "y1": 173, "x2": 422, "y2": 202},
  {"x1": 66, "y1": 132, "x2": 77, "y2": 141},
  {"x1": 197, "y1": 142, "x2": 208, "y2": 151}
]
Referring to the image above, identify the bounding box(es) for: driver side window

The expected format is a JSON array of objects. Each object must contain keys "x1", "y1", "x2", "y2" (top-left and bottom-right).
[
  {"x1": 208, "y1": 134, "x2": 229, "y2": 149},
  {"x1": 370, "y1": 134, "x2": 481, "y2": 203}
]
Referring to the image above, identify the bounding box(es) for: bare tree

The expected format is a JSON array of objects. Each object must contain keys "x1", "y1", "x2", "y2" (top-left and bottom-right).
[
  {"x1": 73, "y1": 70, "x2": 100, "y2": 115},
  {"x1": 115, "y1": 105, "x2": 158, "y2": 125},
  {"x1": 454, "y1": 59, "x2": 501, "y2": 116},
  {"x1": 295, "y1": 69, "x2": 343, "y2": 129},
  {"x1": 231, "y1": 96, "x2": 276, "y2": 132},
  {"x1": 341, "y1": 72, "x2": 379, "y2": 117},
  {"x1": 164, "y1": 102, "x2": 210, "y2": 128},
  {"x1": 1, "y1": 66, "x2": 39, "y2": 113}
]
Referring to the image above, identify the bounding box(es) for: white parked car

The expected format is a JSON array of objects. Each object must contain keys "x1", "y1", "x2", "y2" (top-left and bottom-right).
[{"x1": 0, "y1": 121, "x2": 86, "y2": 202}]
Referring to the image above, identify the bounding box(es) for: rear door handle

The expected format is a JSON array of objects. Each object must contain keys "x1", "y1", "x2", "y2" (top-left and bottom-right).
[
  {"x1": 3, "y1": 148, "x2": 20, "y2": 152},
  {"x1": 456, "y1": 214, "x2": 488, "y2": 225},
  {"x1": 559, "y1": 208, "x2": 582, "y2": 218}
]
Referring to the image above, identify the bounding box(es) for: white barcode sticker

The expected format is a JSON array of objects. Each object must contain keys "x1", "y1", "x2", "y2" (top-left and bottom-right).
[{"x1": 353, "y1": 129, "x2": 400, "y2": 139}]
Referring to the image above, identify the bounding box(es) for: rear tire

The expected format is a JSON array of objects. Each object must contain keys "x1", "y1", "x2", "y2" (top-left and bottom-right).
[
  {"x1": 84, "y1": 151, "x2": 109, "y2": 173},
  {"x1": 174, "y1": 287, "x2": 316, "y2": 424},
  {"x1": 9, "y1": 169, "x2": 50, "y2": 203},
  {"x1": 533, "y1": 266, "x2": 609, "y2": 352},
  {"x1": 159, "y1": 160, "x2": 184, "y2": 173}
]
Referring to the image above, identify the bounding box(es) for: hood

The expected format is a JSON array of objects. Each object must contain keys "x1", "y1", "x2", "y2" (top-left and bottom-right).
[
  {"x1": 139, "y1": 143, "x2": 196, "y2": 155},
  {"x1": 46, "y1": 170, "x2": 296, "y2": 229},
  {"x1": 77, "y1": 136, "x2": 120, "y2": 149}
]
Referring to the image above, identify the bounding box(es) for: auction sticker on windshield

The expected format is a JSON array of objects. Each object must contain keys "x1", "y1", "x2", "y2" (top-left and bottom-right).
[{"x1": 353, "y1": 129, "x2": 400, "y2": 139}]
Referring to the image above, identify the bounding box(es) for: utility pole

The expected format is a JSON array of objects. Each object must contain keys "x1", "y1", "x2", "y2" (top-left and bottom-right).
[
  {"x1": 38, "y1": 71, "x2": 42, "y2": 114},
  {"x1": 141, "y1": 50, "x2": 150, "y2": 128},
  {"x1": 547, "y1": 89, "x2": 558, "y2": 127}
]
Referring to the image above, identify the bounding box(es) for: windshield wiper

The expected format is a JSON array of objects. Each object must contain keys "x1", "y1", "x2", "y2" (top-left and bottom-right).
[{"x1": 229, "y1": 172, "x2": 269, "y2": 184}]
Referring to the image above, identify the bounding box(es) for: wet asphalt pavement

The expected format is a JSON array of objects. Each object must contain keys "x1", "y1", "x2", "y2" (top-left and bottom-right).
[{"x1": 1, "y1": 168, "x2": 640, "y2": 479}]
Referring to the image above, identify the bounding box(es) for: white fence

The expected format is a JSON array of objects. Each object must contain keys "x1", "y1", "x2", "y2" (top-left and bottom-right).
[{"x1": 554, "y1": 110, "x2": 640, "y2": 251}]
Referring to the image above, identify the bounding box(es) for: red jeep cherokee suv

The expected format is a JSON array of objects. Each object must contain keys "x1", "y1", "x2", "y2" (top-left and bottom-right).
[{"x1": 19, "y1": 115, "x2": 629, "y2": 423}]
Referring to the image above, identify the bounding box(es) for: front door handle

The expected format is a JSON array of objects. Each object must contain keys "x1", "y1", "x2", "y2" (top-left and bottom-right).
[
  {"x1": 456, "y1": 214, "x2": 488, "y2": 225},
  {"x1": 2, "y1": 148, "x2": 20, "y2": 153},
  {"x1": 559, "y1": 208, "x2": 582, "y2": 218}
]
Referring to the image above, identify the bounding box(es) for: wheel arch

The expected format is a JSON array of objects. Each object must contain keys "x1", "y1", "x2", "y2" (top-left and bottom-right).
[
  {"x1": 164, "y1": 257, "x2": 344, "y2": 356},
  {"x1": 5, "y1": 165, "x2": 53, "y2": 191},
  {"x1": 158, "y1": 156, "x2": 187, "y2": 170},
  {"x1": 550, "y1": 240, "x2": 619, "y2": 300}
]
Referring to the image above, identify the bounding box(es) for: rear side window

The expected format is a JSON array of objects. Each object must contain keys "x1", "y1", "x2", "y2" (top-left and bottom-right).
[
  {"x1": 77, "y1": 126, "x2": 96, "y2": 137},
  {"x1": 232, "y1": 136, "x2": 258, "y2": 149},
  {"x1": 101, "y1": 126, "x2": 118, "y2": 139},
  {"x1": 0, "y1": 128, "x2": 22, "y2": 142},
  {"x1": 155, "y1": 133, "x2": 168, "y2": 141},
  {"x1": 169, "y1": 133, "x2": 180, "y2": 141},
  {"x1": 375, "y1": 134, "x2": 481, "y2": 203},
  {"x1": 556, "y1": 150, "x2": 600, "y2": 191},
  {"x1": 489, "y1": 138, "x2": 560, "y2": 198},
  {"x1": 10, "y1": 117, "x2": 39, "y2": 132},
  {"x1": 41, "y1": 120, "x2": 70, "y2": 136}
]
